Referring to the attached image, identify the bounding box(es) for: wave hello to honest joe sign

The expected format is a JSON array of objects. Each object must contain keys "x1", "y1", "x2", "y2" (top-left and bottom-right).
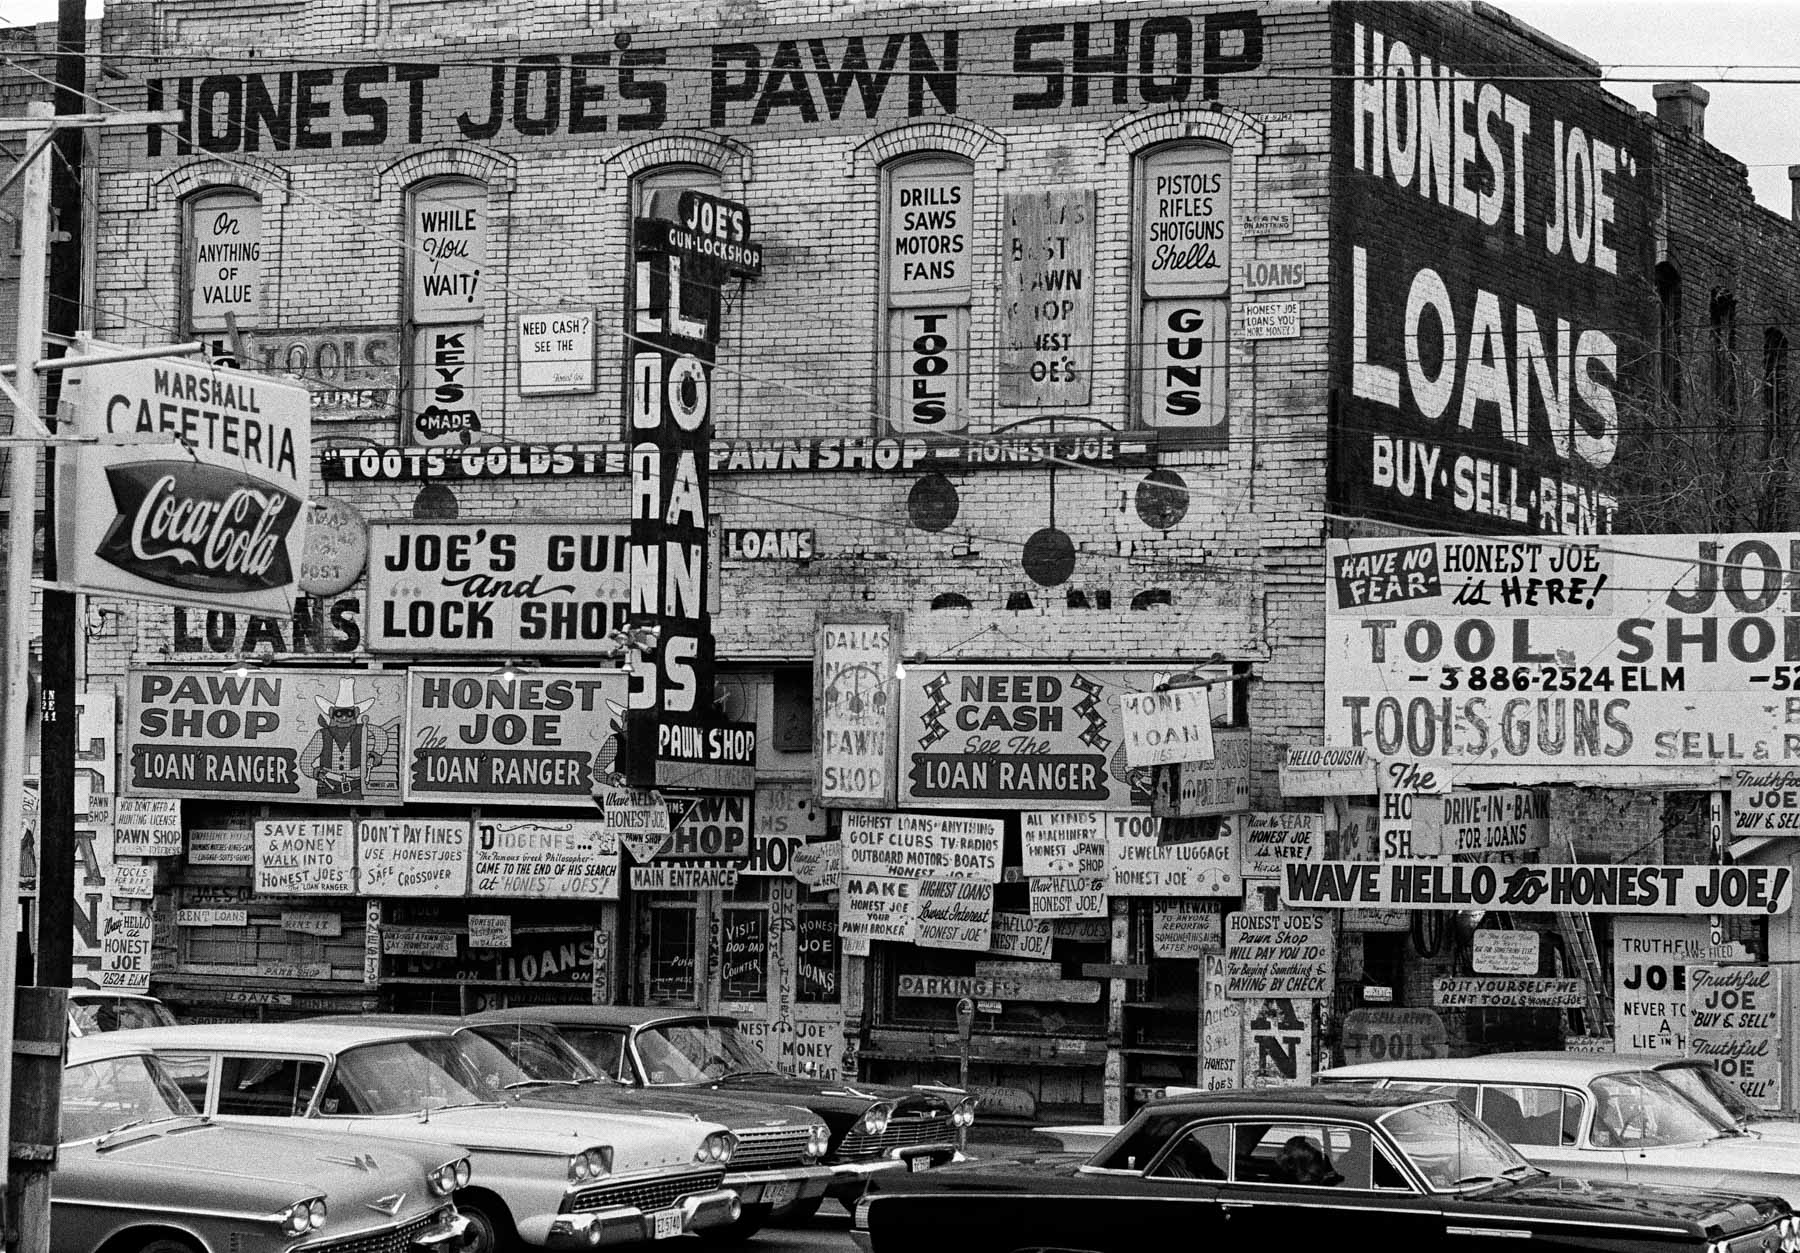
[{"x1": 1283, "y1": 861, "x2": 1792, "y2": 914}]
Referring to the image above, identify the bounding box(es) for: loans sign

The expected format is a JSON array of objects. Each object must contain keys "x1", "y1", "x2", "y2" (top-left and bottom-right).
[
  {"x1": 58, "y1": 356, "x2": 311, "y2": 616},
  {"x1": 1284, "y1": 861, "x2": 1792, "y2": 915}
]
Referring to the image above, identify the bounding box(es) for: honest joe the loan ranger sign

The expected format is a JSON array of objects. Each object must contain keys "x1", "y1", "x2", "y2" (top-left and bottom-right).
[{"x1": 59, "y1": 356, "x2": 312, "y2": 616}]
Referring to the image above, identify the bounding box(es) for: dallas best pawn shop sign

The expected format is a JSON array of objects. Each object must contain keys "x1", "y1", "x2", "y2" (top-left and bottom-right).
[{"x1": 59, "y1": 355, "x2": 311, "y2": 616}]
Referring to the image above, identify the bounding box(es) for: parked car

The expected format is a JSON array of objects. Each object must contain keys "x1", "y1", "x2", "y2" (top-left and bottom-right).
[
  {"x1": 56, "y1": 1034, "x2": 469, "y2": 1253},
  {"x1": 849, "y1": 1086, "x2": 1800, "y2": 1253},
  {"x1": 1320, "y1": 1052, "x2": 1800, "y2": 1204},
  {"x1": 1648, "y1": 1057, "x2": 1800, "y2": 1142},
  {"x1": 66, "y1": 989, "x2": 177, "y2": 1037},
  {"x1": 331, "y1": 1013, "x2": 833, "y2": 1242},
  {"x1": 110, "y1": 1021, "x2": 743, "y2": 1250},
  {"x1": 466, "y1": 1006, "x2": 974, "y2": 1217}
]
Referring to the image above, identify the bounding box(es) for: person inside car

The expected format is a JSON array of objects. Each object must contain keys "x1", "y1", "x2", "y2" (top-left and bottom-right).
[{"x1": 1277, "y1": 1135, "x2": 1343, "y2": 1186}]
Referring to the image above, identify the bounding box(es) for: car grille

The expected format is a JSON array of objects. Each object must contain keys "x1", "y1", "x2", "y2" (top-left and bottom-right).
[
  {"x1": 726, "y1": 1125, "x2": 814, "y2": 1170},
  {"x1": 830, "y1": 1110, "x2": 954, "y2": 1163},
  {"x1": 299, "y1": 1210, "x2": 443, "y2": 1253},
  {"x1": 568, "y1": 1169, "x2": 726, "y2": 1214}
]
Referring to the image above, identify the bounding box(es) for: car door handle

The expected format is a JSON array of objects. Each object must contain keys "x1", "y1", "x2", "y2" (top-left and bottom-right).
[{"x1": 1448, "y1": 1227, "x2": 1532, "y2": 1239}]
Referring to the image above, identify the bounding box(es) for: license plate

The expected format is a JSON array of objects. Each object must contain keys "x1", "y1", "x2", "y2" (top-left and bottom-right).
[
  {"x1": 652, "y1": 1209, "x2": 682, "y2": 1240},
  {"x1": 765, "y1": 1181, "x2": 799, "y2": 1210},
  {"x1": 908, "y1": 1156, "x2": 932, "y2": 1174}
]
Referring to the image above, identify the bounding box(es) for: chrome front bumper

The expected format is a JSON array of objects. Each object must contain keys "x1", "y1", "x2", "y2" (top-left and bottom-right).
[
  {"x1": 532, "y1": 1187, "x2": 741, "y2": 1247},
  {"x1": 827, "y1": 1145, "x2": 961, "y2": 1192},
  {"x1": 410, "y1": 1210, "x2": 471, "y2": 1250},
  {"x1": 724, "y1": 1164, "x2": 834, "y2": 1206}
]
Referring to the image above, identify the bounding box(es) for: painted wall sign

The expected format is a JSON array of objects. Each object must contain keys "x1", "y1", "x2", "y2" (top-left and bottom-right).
[
  {"x1": 1239, "y1": 812, "x2": 1325, "y2": 878},
  {"x1": 723, "y1": 528, "x2": 814, "y2": 561},
  {"x1": 472, "y1": 818, "x2": 619, "y2": 899},
  {"x1": 999, "y1": 188, "x2": 1095, "y2": 407},
  {"x1": 1471, "y1": 929, "x2": 1541, "y2": 974},
  {"x1": 840, "y1": 873, "x2": 917, "y2": 947},
  {"x1": 742, "y1": 782, "x2": 825, "y2": 875},
  {"x1": 1106, "y1": 811, "x2": 1240, "y2": 897},
  {"x1": 1200, "y1": 954, "x2": 1241, "y2": 1089},
  {"x1": 383, "y1": 927, "x2": 459, "y2": 958},
  {"x1": 1323, "y1": 535, "x2": 1800, "y2": 779},
  {"x1": 1153, "y1": 899, "x2": 1225, "y2": 957},
  {"x1": 1152, "y1": 728, "x2": 1251, "y2": 817},
  {"x1": 899, "y1": 666, "x2": 1222, "y2": 809},
  {"x1": 816, "y1": 618, "x2": 900, "y2": 807},
  {"x1": 188, "y1": 827, "x2": 254, "y2": 865},
  {"x1": 1019, "y1": 810, "x2": 1105, "y2": 876},
  {"x1": 1284, "y1": 861, "x2": 1791, "y2": 915},
  {"x1": 987, "y1": 911, "x2": 1054, "y2": 961},
  {"x1": 1224, "y1": 911, "x2": 1332, "y2": 998},
  {"x1": 356, "y1": 819, "x2": 470, "y2": 897},
  {"x1": 113, "y1": 796, "x2": 182, "y2": 856},
  {"x1": 1332, "y1": 9, "x2": 1651, "y2": 536},
  {"x1": 1433, "y1": 977, "x2": 1584, "y2": 1008},
  {"x1": 254, "y1": 818, "x2": 354, "y2": 895},
  {"x1": 1339, "y1": 1008, "x2": 1448, "y2": 1065},
  {"x1": 57, "y1": 355, "x2": 311, "y2": 616},
  {"x1": 404, "y1": 667, "x2": 629, "y2": 805},
  {"x1": 1244, "y1": 998, "x2": 1313, "y2": 1089},
  {"x1": 895, "y1": 973, "x2": 1100, "y2": 1004},
  {"x1": 841, "y1": 811, "x2": 1003, "y2": 882},
  {"x1": 1731, "y1": 767, "x2": 1800, "y2": 835},
  {"x1": 1688, "y1": 965, "x2": 1781, "y2": 1109},
  {"x1": 1241, "y1": 300, "x2": 1300, "y2": 339},
  {"x1": 468, "y1": 915, "x2": 512, "y2": 949},
  {"x1": 125, "y1": 668, "x2": 406, "y2": 805},
  {"x1": 367, "y1": 522, "x2": 631, "y2": 655},
  {"x1": 518, "y1": 310, "x2": 596, "y2": 395},
  {"x1": 239, "y1": 327, "x2": 397, "y2": 422},
  {"x1": 915, "y1": 879, "x2": 994, "y2": 950},
  {"x1": 189, "y1": 193, "x2": 262, "y2": 330},
  {"x1": 1141, "y1": 299, "x2": 1228, "y2": 439},
  {"x1": 281, "y1": 911, "x2": 341, "y2": 937},
  {"x1": 1279, "y1": 745, "x2": 1376, "y2": 796},
  {"x1": 1614, "y1": 916, "x2": 1744, "y2": 1054},
  {"x1": 171, "y1": 594, "x2": 364, "y2": 658},
  {"x1": 1028, "y1": 874, "x2": 1107, "y2": 918},
  {"x1": 1119, "y1": 685, "x2": 1215, "y2": 768}
]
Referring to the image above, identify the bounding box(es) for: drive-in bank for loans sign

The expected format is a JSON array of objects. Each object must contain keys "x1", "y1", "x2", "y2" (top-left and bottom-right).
[
  {"x1": 57, "y1": 355, "x2": 312, "y2": 616},
  {"x1": 1325, "y1": 534, "x2": 1800, "y2": 784}
]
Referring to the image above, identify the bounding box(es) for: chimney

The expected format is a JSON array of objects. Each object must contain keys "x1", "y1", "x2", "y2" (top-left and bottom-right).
[
  {"x1": 1791, "y1": 165, "x2": 1800, "y2": 226},
  {"x1": 1653, "y1": 81, "x2": 1709, "y2": 141}
]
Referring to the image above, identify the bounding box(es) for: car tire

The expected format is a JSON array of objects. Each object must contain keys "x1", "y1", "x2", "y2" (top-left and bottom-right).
[
  {"x1": 457, "y1": 1198, "x2": 514, "y2": 1253},
  {"x1": 695, "y1": 1203, "x2": 771, "y2": 1243},
  {"x1": 137, "y1": 1237, "x2": 200, "y2": 1253}
]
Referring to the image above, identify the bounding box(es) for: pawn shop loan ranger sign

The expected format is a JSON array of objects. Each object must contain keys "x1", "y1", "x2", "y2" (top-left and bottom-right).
[{"x1": 58, "y1": 355, "x2": 312, "y2": 617}]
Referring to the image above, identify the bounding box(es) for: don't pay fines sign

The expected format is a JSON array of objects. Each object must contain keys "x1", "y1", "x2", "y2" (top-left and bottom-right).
[{"x1": 1282, "y1": 861, "x2": 1792, "y2": 916}]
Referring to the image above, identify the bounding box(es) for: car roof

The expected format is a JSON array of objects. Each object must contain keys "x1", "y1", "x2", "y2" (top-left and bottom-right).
[
  {"x1": 1323, "y1": 1051, "x2": 1662, "y2": 1084},
  {"x1": 1141, "y1": 1086, "x2": 1444, "y2": 1120},
  {"x1": 467, "y1": 1005, "x2": 733, "y2": 1029},
  {"x1": 66, "y1": 1034, "x2": 158, "y2": 1065},
  {"x1": 105, "y1": 1021, "x2": 448, "y2": 1052},
  {"x1": 67, "y1": 990, "x2": 165, "y2": 1004},
  {"x1": 304, "y1": 1013, "x2": 462, "y2": 1033}
]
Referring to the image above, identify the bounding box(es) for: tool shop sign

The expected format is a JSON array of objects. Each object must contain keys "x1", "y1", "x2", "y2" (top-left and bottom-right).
[
  {"x1": 404, "y1": 668, "x2": 629, "y2": 806},
  {"x1": 57, "y1": 355, "x2": 312, "y2": 617},
  {"x1": 899, "y1": 666, "x2": 1197, "y2": 809},
  {"x1": 125, "y1": 669, "x2": 406, "y2": 804},
  {"x1": 367, "y1": 521, "x2": 631, "y2": 655}
]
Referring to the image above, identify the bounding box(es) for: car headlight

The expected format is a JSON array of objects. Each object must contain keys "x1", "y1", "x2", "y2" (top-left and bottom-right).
[
  {"x1": 805, "y1": 1123, "x2": 832, "y2": 1159},
  {"x1": 951, "y1": 1098, "x2": 978, "y2": 1129},
  {"x1": 1782, "y1": 1216, "x2": 1800, "y2": 1253},
  {"x1": 428, "y1": 1156, "x2": 472, "y2": 1196},
  {"x1": 278, "y1": 1197, "x2": 327, "y2": 1237},
  {"x1": 856, "y1": 1104, "x2": 893, "y2": 1137},
  {"x1": 567, "y1": 1147, "x2": 612, "y2": 1183},
  {"x1": 694, "y1": 1131, "x2": 734, "y2": 1164}
]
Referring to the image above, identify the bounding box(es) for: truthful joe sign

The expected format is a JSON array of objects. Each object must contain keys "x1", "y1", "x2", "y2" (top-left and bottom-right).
[{"x1": 58, "y1": 355, "x2": 312, "y2": 615}]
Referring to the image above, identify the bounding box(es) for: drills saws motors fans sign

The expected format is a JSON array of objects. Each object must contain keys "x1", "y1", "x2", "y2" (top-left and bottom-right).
[{"x1": 624, "y1": 190, "x2": 761, "y2": 791}]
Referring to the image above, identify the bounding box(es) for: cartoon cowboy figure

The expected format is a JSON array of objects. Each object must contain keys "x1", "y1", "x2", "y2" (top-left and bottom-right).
[{"x1": 298, "y1": 677, "x2": 390, "y2": 800}]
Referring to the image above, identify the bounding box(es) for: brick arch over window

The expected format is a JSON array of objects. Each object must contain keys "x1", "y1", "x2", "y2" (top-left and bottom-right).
[
  {"x1": 1101, "y1": 104, "x2": 1265, "y2": 165},
  {"x1": 376, "y1": 146, "x2": 517, "y2": 200},
  {"x1": 848, "y1": 120, "x2": 1006, "y2": 178},
  {"x1": 607, "y1": 132, "x2": 752, "y2": 189},
  {"x1": 154, "y1": 157, "x2": 290, "y2": 208}
]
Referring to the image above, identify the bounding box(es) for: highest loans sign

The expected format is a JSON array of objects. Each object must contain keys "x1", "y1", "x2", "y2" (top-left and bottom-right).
[
  {"x1": 1326, "y1": 534, "x2": 1800, "y2": 783},
  {"x1": 58, "y1": 355, "x2": 311, "y2": 615}
]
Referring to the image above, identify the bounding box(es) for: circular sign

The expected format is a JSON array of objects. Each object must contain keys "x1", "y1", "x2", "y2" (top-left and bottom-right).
[
  {"x1": 1340, "y1": 1007, "x2": 1448, "y2": 1066},
  {"x1": 907, "y1": 472, "x2": 960, "y2": 532},
  {"x1": 1022, "y1": 526, "x2": 1076, "y2": 587},
  {"x1": 298, "y1": 497, "x2": 371, "y2": 597}
]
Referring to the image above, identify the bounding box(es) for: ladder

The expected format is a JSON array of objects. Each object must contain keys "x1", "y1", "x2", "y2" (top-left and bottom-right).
[{"x1": 1555, "y1": 839, "x2": 1613, "y2": 1038}]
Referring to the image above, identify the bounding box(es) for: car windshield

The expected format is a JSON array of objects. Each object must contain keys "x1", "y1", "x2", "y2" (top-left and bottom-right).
[
  {"x1": 1657, "y1": 1064, "x2": 1765, "y2": 1125},
  {"x1": 461, "y1": 1024, "x2": 599, "y2": 1086},
  {"x1": 329, "y1": 1038, "x2": 506, "y2": 1113},
  {"x1": 636, "y1": 1021, "x2": 779, "y2": 1084},
  {"x1": 1379, "y1": 1099, "x2": 1535, "y2": 1191},
  {"x1": 60, "y1": 1053, "x2": 195, "y2": 1142},
  {"x1": 70, "y1": 997, "x2": 177, "y2": 1035},
  {"x1": 1589, "y1": 1072, "x2": 1728, "y2": 1147}
]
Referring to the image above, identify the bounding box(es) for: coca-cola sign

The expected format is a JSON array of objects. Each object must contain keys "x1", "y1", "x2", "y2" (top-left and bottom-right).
[
  {"x1": 96, "y1": 461, "x2": 298, "y2": 593},
  {"x1": 58, "y1": 354, "x2": 311, "y2": 615}
]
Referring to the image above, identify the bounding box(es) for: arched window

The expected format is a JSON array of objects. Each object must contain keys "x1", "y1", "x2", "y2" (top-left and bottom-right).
[
  {"x1": 184, "y1": 188, "x2": 263, "y2": 360},
  {"x1": 1136, "y1": 143, "x2": 1231, "y2": 441},
  {"x1": 881, "y1": 155, "x2": 972, "y2": 435},
  {"x1": 1710, "y1": 287, "x2": 1738, "y2": 415},
  {"x1": 405, "y1": 177, "x2": 489, "y2": 446}
]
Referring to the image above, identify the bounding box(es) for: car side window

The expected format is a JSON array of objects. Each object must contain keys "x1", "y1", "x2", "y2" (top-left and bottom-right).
[
  {"x1": 1234, "y1": 1122, "x2": 1351, "y2": 1188},
  {"x1": 156, "y1": 1052, "x2": 214, "y2": 1112},
  {"x1": 1478, "y1": 1085, "x2": 1570, "y2": 1147},
  {"x1": 319, "y1": 1063, "x2": 371, "y2": 1116},
  {"x1": 216, "y1": 1056, "x2": 325, "y2": 1117},
  {"x1": 558, "y1": 1027, "x2": 629, "y2": 1082},
  {"x1": 1389, "y1": 1081, "x2": 1478, "y2": 1117},
  {"x1": 1372, "y1": 1142, "x2": 1413, "y2": 1190},
  {"x1": 1147, "y1": 1123, "x2": 1231, "y2": 1181}
]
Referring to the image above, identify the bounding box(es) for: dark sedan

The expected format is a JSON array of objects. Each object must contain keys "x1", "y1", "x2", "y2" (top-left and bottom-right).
[
  {"x1": 466, "y1": 1007, "x2": 974, "y2": 1216},
  {"x1": 850, "y1": 1087, "x2": 1800, "y2": 1253}
]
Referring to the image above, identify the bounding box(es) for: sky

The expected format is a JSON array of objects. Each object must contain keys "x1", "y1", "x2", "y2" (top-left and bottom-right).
[{"x1": 2, "y1": 0, "x2": 1797, "y2": 216}]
